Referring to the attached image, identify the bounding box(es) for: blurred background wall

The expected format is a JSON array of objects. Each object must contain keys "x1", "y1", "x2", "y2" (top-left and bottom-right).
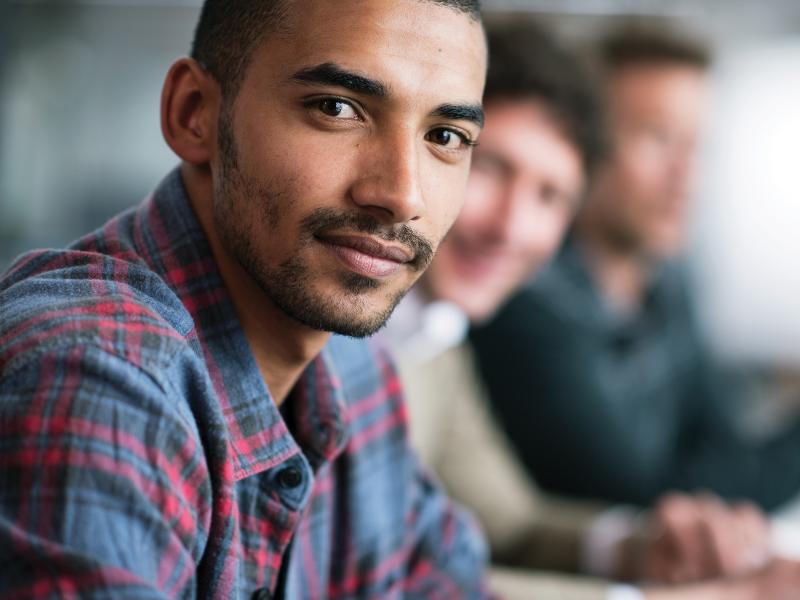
[{"x1": 1, "y1": 0, "x2": 799, "y2": 365}]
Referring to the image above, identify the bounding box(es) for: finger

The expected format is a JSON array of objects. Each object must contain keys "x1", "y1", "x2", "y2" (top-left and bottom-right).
[
  {"x1": 655, "y1": 494, "x2": 707, "y2": 582},
  {"x1": 694, "y1": 493, "x2": 741, "y2": 577},
  {"x1": 643, "y1": 519, "x2": 687, "y2": 583},
  {"x1": 695, "y1": 494, "x2": 769, "y2": 577},
  {"x1": 733, "y1": 501, "x2": 771, "y2": 569}
]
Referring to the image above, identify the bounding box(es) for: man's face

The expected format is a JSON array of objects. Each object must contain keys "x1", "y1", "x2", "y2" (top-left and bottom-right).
[
  {"x1": 588, "y1": 63, "x2": 708, "y2": 258},
  {"x1": 212, "y1": 0, "x2": 486, "y2": 337},
  {"x1": 423, "y1": 99, "x2": 584, "y2": 322}
]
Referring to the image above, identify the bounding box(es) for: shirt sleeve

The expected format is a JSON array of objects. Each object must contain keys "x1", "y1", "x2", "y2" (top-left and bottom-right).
[
  {"x1": 667, "y1": 355, "x2": 800, "y2": 510},
  {"x1": 0, "y1": 344, "x2": 208, "y2": 598},
  {"x1": 366, "y1": 340, "x2": 491, "y2": 599},
  {"x1": 607, "y1": 584, "x2": 646, "y2": 600},
  {"x1": 581, "y1": 506, "x2": 640, "y2": 578},
  {"x1": 401, "y1": 454, "x2": 493, "y2": 599}
]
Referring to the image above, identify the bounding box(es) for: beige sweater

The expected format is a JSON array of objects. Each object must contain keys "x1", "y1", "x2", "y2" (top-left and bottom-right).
[{"x1": 398, "y1": 341, "x2": 611, "y2": 600}]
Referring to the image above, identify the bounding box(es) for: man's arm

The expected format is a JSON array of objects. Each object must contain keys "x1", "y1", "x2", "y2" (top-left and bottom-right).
[
  {"x1": 0, "y1": 344, "x2": 207, "y2": 597},
  {"x1": 401, "y1": 459, "x2": 492, "y2": 599},
  {"x1": 642, "y1": 559, "x2": 800, "y2": 600},
  {"x1": 666, "y1": 357, "x2": 800, "y2": 510}
]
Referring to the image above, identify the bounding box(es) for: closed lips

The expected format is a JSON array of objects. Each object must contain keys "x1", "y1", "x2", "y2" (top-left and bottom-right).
[{"x1": 315, "y1": 234, "x2": 414, "y2": 263}]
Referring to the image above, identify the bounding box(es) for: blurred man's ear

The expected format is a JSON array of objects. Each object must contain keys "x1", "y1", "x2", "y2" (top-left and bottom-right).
[{"x1": 160, "y1": 58, "x2": 219, "y2": 165}]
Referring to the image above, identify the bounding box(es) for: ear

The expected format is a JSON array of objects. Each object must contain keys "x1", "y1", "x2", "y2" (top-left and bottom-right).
[{"x1": 160, "y1": 58, "x2": 219, "y2": 165}]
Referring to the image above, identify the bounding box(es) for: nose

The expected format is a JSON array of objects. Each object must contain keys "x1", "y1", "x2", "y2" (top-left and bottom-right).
[{"x1": 348, "y1": 129, "x2": 425, "y2": 224}]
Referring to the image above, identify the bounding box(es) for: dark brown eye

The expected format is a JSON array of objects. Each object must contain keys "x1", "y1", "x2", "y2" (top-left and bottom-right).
[
  {"x1": 320, "y1": 99, "x2": 345, "y2": 116},
  {"x1": 426, "y1": 127, "x2": 471, "y2": 150},
  {"x1": 315, "y1": 98, "x2": 358, "y2": 120},
  {"x1": 433, "y1": 129, "x2": 452, "y2": 145}
]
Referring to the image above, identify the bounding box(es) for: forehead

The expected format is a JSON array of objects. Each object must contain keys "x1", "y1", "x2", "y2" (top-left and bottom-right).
[
  {"x1": 479, "y1": 100, "x2": 582, "y2": 174},
  {"x1": 245, "y1": 0, "x2": 486, "y2": 105},
  {"x1": 481, "y1": 100, "x2": 564, "y2": 144},
  {"x1": 609, "y1": 64, "x2": 708, "y2": 120}
]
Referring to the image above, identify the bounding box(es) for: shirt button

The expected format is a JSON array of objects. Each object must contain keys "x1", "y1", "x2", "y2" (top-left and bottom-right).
[
  {"x1": 277, "y1": 466, "x2": 304, "y2": 489},
  {"x1": 251, "y1": 588, "x2": 270, "y2": 600}
]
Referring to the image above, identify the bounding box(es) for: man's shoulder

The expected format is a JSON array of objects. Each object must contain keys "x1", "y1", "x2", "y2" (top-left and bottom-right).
[
  {"x1": 399, "y1": 341, "x2": 477, "y2": 399},
  {"x1": 494, "y1": 247, "x2": 600, "y2": 333},
  {"x1": 0, "y1": 246, "x2": 193, "y2": 378}
]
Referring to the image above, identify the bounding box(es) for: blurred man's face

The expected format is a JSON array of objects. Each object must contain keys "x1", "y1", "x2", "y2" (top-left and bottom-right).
[
  {"x1": 424, "y1": 99, "x2": 584, "y2": 322},
  {"x1": 211, "y1": 0, "x2": 486, "y2": 337},
  {"x1": 587, "y1": 63, "x2": 708, "y2": 258}
]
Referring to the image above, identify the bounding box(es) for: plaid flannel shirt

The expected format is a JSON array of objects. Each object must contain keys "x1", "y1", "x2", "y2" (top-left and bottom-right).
[{"x1": 0, "y1": 168, "x2": 488, "y2": 599}]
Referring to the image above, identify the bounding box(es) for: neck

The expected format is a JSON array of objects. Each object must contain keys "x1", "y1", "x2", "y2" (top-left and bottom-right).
[
  {"x1": 575, "y1": 219, "x2": 652, "y2": 312},
  {"x1": 181, "y1": 163, "x2": 331, "y2": 405}
]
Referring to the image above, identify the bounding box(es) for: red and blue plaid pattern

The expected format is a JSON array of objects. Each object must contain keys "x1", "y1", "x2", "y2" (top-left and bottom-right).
[{"x1": 0, "y1": 169, "x2": 488, "y2": 599}]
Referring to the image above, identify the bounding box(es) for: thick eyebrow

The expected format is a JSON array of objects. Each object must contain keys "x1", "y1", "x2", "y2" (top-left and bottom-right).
[
  {"x1": 291, "y1": 62, "x2": 387, "y2": 97},
  {"x1": 291, "y1": 62, "x2": 484, "y2": 128},
  {"x1": 432, "y1": 104, "x2": 484, "y2": 128}
]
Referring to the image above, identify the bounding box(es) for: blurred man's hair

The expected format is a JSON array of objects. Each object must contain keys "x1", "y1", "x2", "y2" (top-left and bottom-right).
[
  {"x1": 597, "y1": 23, "x2": 711, "y2": 72},
  {"x1": 191, "y1": 0, "x2": 482, "y2": 100},
  {"x1": 485, "y1": 21, "x2": 607, "y2": 176}
]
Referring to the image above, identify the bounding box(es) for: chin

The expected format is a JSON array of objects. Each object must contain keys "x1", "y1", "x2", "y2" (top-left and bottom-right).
[
  {"x1": 297, "y1": 303, "x2": 397, "y2": 338},
  {"x1": 466, "y1": 305, "x2": 497, "y2": 325},
  {"x1": 262, "y1": 273, "x2": 407, "y2": 339},
  {"x1": 332, "y1": 293, "x2": 410, "y2": 338}
]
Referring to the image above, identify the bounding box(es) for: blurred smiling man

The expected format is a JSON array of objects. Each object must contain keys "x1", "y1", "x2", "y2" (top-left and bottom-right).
[
  {"x1": 473, "y1": 23, "x2": 800, "y2": 515},
  {"x1": 0, "y1": 0, "x2": 489, "y2": 598}
]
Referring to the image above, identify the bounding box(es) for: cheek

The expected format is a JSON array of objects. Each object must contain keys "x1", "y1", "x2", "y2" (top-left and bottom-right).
[
  {"x1": 600, "y1": 166, "x2": 649, "y2": 223},
  {"x1": 448, "y1": 194, "x2": 487, "y2": 235},
  {"x1": 448, "y1": 175, "x2": 507, "y2": 238},
  {"x1": 238, "y1": 117, "x2": 361, "y2": 207},
  {"x1": 620, "y1": 149, "x2": 666, "y2": 192},
  {"x1": 535, "y1": 221, "x2": 566, "y2": 259},
  {"x1": 518, "y1": 203, "x2": 568, "y2": 248},
  {"x1": 504, "y1": 235, "x2": 557, "y2": 290},
  {"x1": 465, "y1": 170, "x2": 502, "y2": 207},
  {"x1": 516, "y1": 235, "x2": 552, "y2": 272}
]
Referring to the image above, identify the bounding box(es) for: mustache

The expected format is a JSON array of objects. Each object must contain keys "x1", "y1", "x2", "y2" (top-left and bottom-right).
[{"x1": 300, "y1": 208, "x2": 435, "y2": 271}]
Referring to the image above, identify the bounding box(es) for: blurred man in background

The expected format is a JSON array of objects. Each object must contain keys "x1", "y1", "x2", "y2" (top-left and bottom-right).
[
  {"x1": 472, "y1": 25, "x2": 800, "y2": 514},
  {"x1": 383, "y1": 21, "x2": 800, "y2": 600}
]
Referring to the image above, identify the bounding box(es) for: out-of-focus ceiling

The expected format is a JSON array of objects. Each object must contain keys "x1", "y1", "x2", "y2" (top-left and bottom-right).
[
  {"x1": 6, "y1": 0, "x2": 800, "y2": 17},
  {"x1": 6, "y1": 0, "x2": 800, "y2": 37},
  {"x1": 481, "y1": 0, "x2": 800, "y2": 38}
]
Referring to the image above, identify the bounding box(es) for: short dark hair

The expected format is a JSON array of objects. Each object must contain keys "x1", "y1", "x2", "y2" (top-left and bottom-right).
[
  {"x1": 597, "y1": 24, "x2": 711, "y2": 73},
  {"x1": 484, "y1": 21, "x2": 607, "y2": 176},
  {"x1": 191, "y1": 0, "x2": 482, "y2": 100}
]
